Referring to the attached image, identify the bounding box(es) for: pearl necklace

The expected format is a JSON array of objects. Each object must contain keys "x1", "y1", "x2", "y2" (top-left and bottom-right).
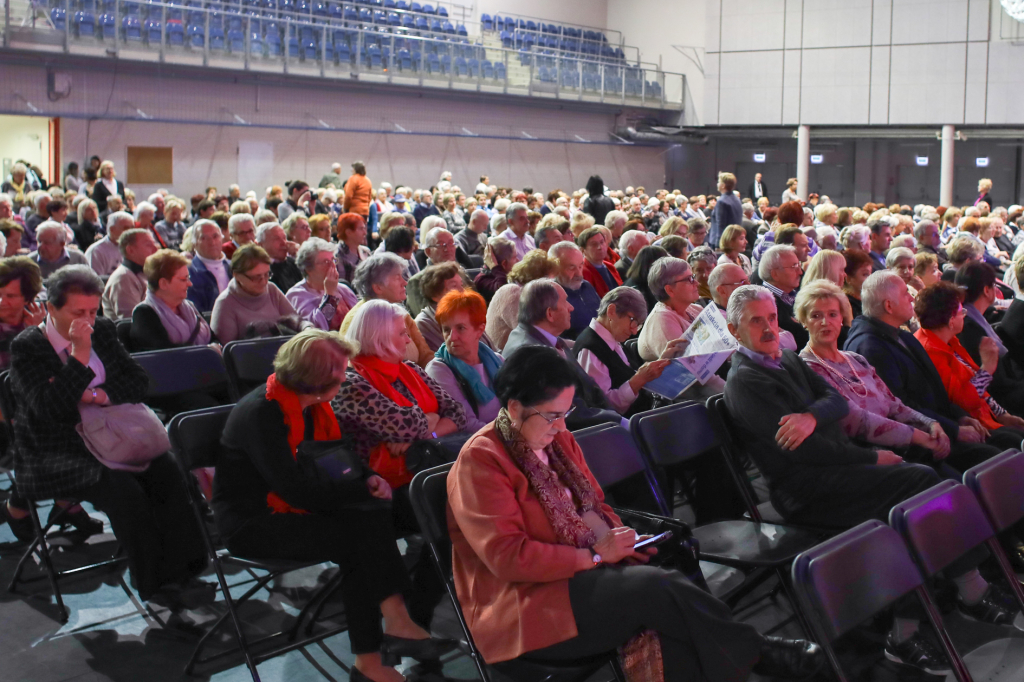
[{"x1": 808, "y1": 347, "x2": 869, "y2": 398}]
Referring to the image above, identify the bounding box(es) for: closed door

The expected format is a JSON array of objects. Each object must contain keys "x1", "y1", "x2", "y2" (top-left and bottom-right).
[
  {"x1": 734, "y1": 162, "x2": 794, "y2": 202},
  {"x1": 895, "y1": 165, "x2": 939, "y2": 205}
]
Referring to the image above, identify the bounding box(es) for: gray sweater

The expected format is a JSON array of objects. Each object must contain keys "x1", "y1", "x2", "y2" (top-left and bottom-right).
[{"x1": 211, "y1": 278, "x2": 296, "y2": 344}]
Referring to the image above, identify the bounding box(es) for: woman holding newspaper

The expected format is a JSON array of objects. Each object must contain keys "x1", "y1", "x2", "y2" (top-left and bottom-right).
[
  {"x1": 637, "y1": 257, "x2": 728, "y2": 399},
  {"x1": 573, "y1": 287, "x2": 685, "y2": 417}
]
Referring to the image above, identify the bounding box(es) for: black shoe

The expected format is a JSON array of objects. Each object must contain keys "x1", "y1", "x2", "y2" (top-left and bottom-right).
[
  {"x1": 751, "y1": 636, "x2": 824, "y2": 680},
  {"x1": 958, "y1": 587, "x2": 1019, "y2": 626},
  {"x1": 47, "y1": 504, "x2": 104, "y2": 537},
  {"x1": 884, "y1": 632, "x2": 951, "y2": 675},
  {"x1": 380, "y1": 633, "x2": 459, "y2": 666},
  {"x1": 0, "y1": 498, "x2": 36, "y2": 544},
  {"x1": 350, "y1": 667, "x2": 406, "y2": 682}
]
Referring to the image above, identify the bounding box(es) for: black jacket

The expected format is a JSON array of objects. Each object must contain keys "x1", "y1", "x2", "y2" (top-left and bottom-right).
[
  {"x1": 844, "y1": 315, "x2": 966, "y2": 439},
  {"x1": 92, "y1": 178, "x2": 126, "y2": 213},
  {"x1": 9, "y1": 317, "x2": 150, "y2": 499},
  {"x1": 998, "y1": 299, "x2": 1024, "y2": 370},
  {"x1": 958, "y1": 310, "x2": 1024, "y2": 414},
  {"x1": 130, "y1": 302, "x2": 217, "y2": 352},
  {"x1": 582, "y1": 194, "x2": 615, "y2": 227},
  {"x1": 270, "y1": 259, "x2": 304, "y2": 295},
  {"x1": 724, "y1": 350, "x2": 875, "y2": 489},
  {"x1": 773, "y1": 291, "x2": 809, "y2": 350}
]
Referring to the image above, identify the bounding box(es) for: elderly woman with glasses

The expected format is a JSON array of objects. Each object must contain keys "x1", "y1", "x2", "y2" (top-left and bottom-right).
[
  {"x1": 426, "y1": 290, "x2": 504, "y2": 433},
  {"x1": 286, "y1": 237, "x2": 349, "y2": 331},
  {"x1": 575, "y1": 286, "x2": 675, "y2": 416},
  {"x1": 211, "y1": 244, "x2": 297, "y2": 344}
]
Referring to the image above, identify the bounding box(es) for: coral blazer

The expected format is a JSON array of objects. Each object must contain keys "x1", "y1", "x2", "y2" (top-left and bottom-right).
[
  {"x1": 447, "y1": 424, "x2": 621, "y2": 663},
  {"x1": 581, "y1": 258, "x2": 624, "y2": 298},
  {"x1": 914, "y1": 328, "x2": 1001, "y2": 430}
]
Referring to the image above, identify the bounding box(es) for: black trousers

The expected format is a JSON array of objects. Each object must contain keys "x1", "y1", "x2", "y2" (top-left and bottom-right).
[
  {"x1": 224, "y1": 503, "x2": 412, "y2": 654},
  {"x1": 391, "y1": 484, "x2": 445, "y2": 630},
  {"x1": 773, "y1": 461, "x2": 939, "y2": 529},
  {"x1": 526, "y1": 565, "x2": 763, "y2": 682},
  {"x1": 985, "y1": 426, "x2": 1024, "y2": 452},
  {"x1": 78, "y1": 454, "x2": 206, "y2": 598}
]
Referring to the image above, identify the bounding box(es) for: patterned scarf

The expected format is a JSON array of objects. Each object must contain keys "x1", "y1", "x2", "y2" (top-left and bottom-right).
[{"x1": 493, "y1": 409, "x2": 664, "y2": 682}]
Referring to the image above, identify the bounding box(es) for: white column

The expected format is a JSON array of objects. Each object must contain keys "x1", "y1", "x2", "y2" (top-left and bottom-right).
[
  {"x1": 940, "y1": 124, "x2": 955, "y2": 207},
  {"x1": 796, "y1": 124, "x2": 810, "y2": 202}
]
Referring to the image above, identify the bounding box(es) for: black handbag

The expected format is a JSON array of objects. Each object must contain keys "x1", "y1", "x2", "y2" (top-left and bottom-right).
[
  {"x1": 404, "y1": 432, "x2": 473, "y2": 474},
  {"x1": 615, "y1": 507, "x2": 710, "y2": 594},
  {"x1": 295, "y1": 439, "x2": 366, "y2": 482}
]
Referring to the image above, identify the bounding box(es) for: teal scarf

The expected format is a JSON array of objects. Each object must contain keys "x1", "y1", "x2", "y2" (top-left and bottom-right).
[{"x1": 435, "y1": 341, "x2": 503, "y2": 405}]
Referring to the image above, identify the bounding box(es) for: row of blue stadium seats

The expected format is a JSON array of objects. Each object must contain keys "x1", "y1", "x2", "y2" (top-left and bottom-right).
[
  {"x1": 503, "y1": 31, "x2": 624, "y2": 59},
  {"x1": 481, "y1": 14, "x2": 606, "y2": 43},
  {"x1": 53, "y1": 0, "x2": 450, "y2": 16},
  {"x1": 535, "y1": 66, "x2": 661, "y2": 96}
]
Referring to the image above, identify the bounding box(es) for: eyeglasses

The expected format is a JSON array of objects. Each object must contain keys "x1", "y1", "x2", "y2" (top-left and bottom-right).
[
  {"x1": 670, "y1": 274, "x2": 697, "y2": 286},
  {"x1": 524, "y1": 404, "x2": 577, "y2": 424},
  {"x1": 240, "y1": 271, "x2": 270, "y2": 283},
  {"x1": 722, "y1": 280, "x2": 749, "y2": 287},
  {"x1": 776, "y1": 262, "x2": 803, "y2": 272}
]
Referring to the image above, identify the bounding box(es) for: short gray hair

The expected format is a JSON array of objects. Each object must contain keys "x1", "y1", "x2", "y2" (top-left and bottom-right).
[
  {"x1": 490, "y1": 213, "x2": 508, "y2": 233},
  {"x1": 619, "y1": 229, "x2": 648, "y2": 255},
  {"x1": 758, "y1": 244, "x2": 797, "y2": 282},
  {"x1": 488, "y1": 236, "x2": 516, "y2": 265},
  {"x1": 107, "y1": 210, "x2": 133, "y2": 230},
  {"x1": 118, "y1": 228, "x2": 150, "y2": 257},
  {"x1": 913, "y1": 219, "x2": 937, "y2": 240},
  {"x1": 647, "y1": 257, "x2": 691, "y2": 303},
  {"x1": 352, "y1": 252, "x2": 406, "y2": 299},
  {"x1": 255, "y1": 222, "x2": 282, "y2": 244},
  {"x1": 133, "y1": 201, "x2": 156, "y2": 221},
  {"x1": 35, "y1": 220, "x2": 67, "y2": 243},
  {"x1": 687, "y1": 245, "x2": 717, "y2": 267},
  {"x1": 604, "y1": 210, "x2": 628, "y2": 229},
  {"x1": 861, "y1": 271, "x2": 907, "y2": 318},
  {"x1": 548, "y1": 240, "x2": 581, "y2": 263},
  {"x1": 886, "y1": 246, "x2": 915, "y2": 269},
  {"x1": 508, "y1": 202, "x2": 528, "y2": 218},
  {"x1": 45, "y1": 264, "x2": 104, "y2": 308},
  {"x1": 726, "y1": 285, "x2": 775, "y2": 329},
  {"x1": 228, "y1": 213, "x2": 255, "y2": 236},
  {"x1": 423, "y1": 226, "x2": 449, "y2": 248},
  {"x1": 296, "y1": 237, "x2": 334, "y2": 273},
  {"x1": 344, "y1": 299, "x2": 408, "y2": 359},
  {"x1": 597, "y1": 286, "x2": 647, "y2": 324},
  {"x1": 518, "y1": 278, "x2": 561, "y2": 325},
  {"x1": 708, "y1": 263, "x2": 746, "y2": 305},
  {"x1": 420, "y1": 215, "x2": 447, "y2": 237}
]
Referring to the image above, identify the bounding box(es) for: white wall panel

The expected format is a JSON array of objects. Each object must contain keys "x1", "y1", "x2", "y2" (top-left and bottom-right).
[
  {"x1": 719, "y1": 0, "x2": 785, "y2": 52},
  {"x1": 705, "y1": 0, "x2": 721, "y2": 53},
  {"x1": 801, "y1": 0, "x2": 874, "y2": 49},
  {"x1": 872, "y1": 0, "x2": 893, "y2": 43},
  {"x1": 717, "y1": 51, "x2": 784, "y2": 124},
  {"x1": 887, "y1": 43, "x2": 966, "y2": 123},
  {"x1": 799, "y1": 47, "x2": 872, "y2": 124},
  {"x1": 781, "y1": 49, "x2": 801, "y2": 125},
  {"x1": 967, "y1": 0, "x2": 991, "y2": 41},
  {"x1": 704, "y1": 52, "x2": 721, "y2": 124},
  {"x1": 963, "y1": 41, "x2": 988, "y2": 124},
  {"x1": 783, "y1": 0, "x2": 803, "y2": 50},
  {"x1": 984, "y1": 41, "x2": 1024, "y2": 125},
  {"x1": 868, "y1": 45, "x2": 892, "y2": 124},
  {"x1": 890, "y1": 0, "x2": 968, "y2": 44}
]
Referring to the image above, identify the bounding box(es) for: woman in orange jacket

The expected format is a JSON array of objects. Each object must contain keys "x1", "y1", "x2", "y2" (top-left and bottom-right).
[
  {"x1": 913, "y1": 281, "x2": 1024, "y2": 442},
  {"x1": 343, "y1": 161, "x2": 373, "y2": 219}
]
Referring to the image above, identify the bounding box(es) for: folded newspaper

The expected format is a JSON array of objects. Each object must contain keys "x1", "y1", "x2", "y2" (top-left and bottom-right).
[{"x1": 644, "y1": 302, "x2": 738, "y2": 400}]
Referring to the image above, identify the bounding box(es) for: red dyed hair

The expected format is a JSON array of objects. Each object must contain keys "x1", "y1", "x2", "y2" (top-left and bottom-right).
[
  {"x1": 336, "y1": 212, "x2": 365, "y2": 239},
  {"x1": 436, "y1": 289, "x2": 487, "y2": 328},
  {"x1": 777, "y1": 201, "x2": 804, "y2": 226}
]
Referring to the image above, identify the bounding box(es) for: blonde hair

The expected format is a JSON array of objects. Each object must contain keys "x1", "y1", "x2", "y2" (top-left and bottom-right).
[
  {"x1": 719, "y1": 224, "x2": 746, "y2": 254},
  {"x1": 803, "y1": 249, "x2": 847, "y2": 287},
  {"x1": 507, "y1": 249, "x2": 558, "y2": 285},
  {"x1": 794, "y1": 279, "x2": 853, "y2": 327},
  {"x1": 274, "y1": 329, "x2": 358, "y2": 395},
  {"x1": 659, "y1": 216, "x2": 686, "y2": 238},
  {"x1": 569, "y1": 211, "x2": 595, "y2": 238}
]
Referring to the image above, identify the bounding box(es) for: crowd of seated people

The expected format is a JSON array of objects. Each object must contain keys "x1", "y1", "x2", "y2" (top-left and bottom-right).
[{"x1": 6, "y1": 159, "x2": 1024, "y2": 680}]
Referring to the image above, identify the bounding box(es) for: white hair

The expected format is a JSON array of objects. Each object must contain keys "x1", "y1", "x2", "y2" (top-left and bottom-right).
[
  {"x1": 255, "y1": 222, "x2": 282, "y2": 243},
  {"x1": 107, "y1": 210, "x2": 134, "y2": 230},
  {"x1": 549, "y1": 240, "x2": 581, "y2": 262},
  {"x1": 758, "y1": 244, "x2": 797, "y2": 282},
  {"x1": 228, "y1": 212, "x2": 255, "y2": 235},
  {"x1": 344, "y1": 299, "x2": 408, "y2": 359},
  {"x1": 133, "y1": 201, "x2": 156, "y2": 221},
  {"x1": 490, "y1": 213, "x2": 508, "y2": 233},
  {"x1": 419, "y1": 215, "x2": 447, "y2": 239},
  {"x1": 296, "y1": 236, "x2": 334, "y2": 272},
  {"x1": 726, "y1": 285, "x2": 775, "y2": 329},
  {"x1": 861, "y1": 271, "x2": 907, "y2": 318},
  {"x1": 35, "y1": 220, "x2": 67, "y2": 243},
  {"x1": 886, "y1": 246, "x2": 916, "y2": 268},
  {"x1": 604, "y1": 210, "x2": 628, "y2": 229},
  {"x1": 423, "y1": 226, "x2": 450, "y2": 248},
  {"x1": 619, "y1": 229, "x2": 649, "y2": 255}
]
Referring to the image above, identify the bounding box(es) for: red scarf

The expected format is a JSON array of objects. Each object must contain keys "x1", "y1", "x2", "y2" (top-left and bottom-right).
[
  {"x1": 264, "y1": 373, "x2": 341, "y2": 513},
  {"x1": 141, "y1": 223, "x2": 167, "y2": 249},
  {"x1": 351, "y1": 355, "x2": 438, "y2": 488}
]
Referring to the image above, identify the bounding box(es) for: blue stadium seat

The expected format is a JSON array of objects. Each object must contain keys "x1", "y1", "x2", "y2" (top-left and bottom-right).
[
  {"x1": 425, "y1": 51, "x2": 440, "y2": 73},
  {"x1": 367, "y1": 43, "x2": 381, "y2": 67},
  {"x1": 287, "y1": 35, "x2": 299, "y2": 56},
  {"x1": 480, "y1": 13, "x2": 492, "y2": 31},
  {"x1": 441, "y1": 19, "x2": 452, "y2": 34},
  {"x1": 440, "y1": 52, "x2": 450, "y2": 73},
  {"x1": 187, "y1": 23, "x2": 203, "y2": 46},
  {"x1": 383, "y1": 0, "x2": 395, "y2": 7},
  {"x1": 481, "y1": 59, "x2": 493, "y2": 79},
  {"x1": 437, "y1": 5, "x2": 446, "y2": 17},
  {"x1": 456, "y1": 23, "x2": 466, "y2": 37},
  {"x1": 74, "y1": 7, "x2": 96, "y2": 37},
  {"x1": 494, "y1": 61, "x2": 505, "y2": 80},
  {"x1": 209, "y1": 24, "x2": 225, "y2": 48},
  {"x1": 145, "y1": 19, "x2": 161, "y2": 42},
  {"x1": 123, "y1": 13, "x2": 142, "y2": 40},
  {"x1": 166, "y1": 20, "x2": 184, "y2": 44},
  {"x1": 395, "y1": 0, "x2": 407, "y2": 8},
  {"x1": 228, "y1": 27, "x2": 244, "y2": 49},
  {"x1": 421, "y1": 3, "x2": 433, "y2": 13},
  {"x1": 397, "y1": 47, "x2": 411, "y2": 70},
  {"x1": 249, "y1": 30, "x2": 262, "y2": 53},
  {"x1": 328, "y1": 2, "x2": 341, "y2": 19},
  {"x1": 358, "y1": 7, "x2": 371, "y2": 23},
  {"x1": 387, "y1": 10, "x2": 399, "y2": 26},
  {"x1": 429, "y1": 18, "x2": 440, "y2": 32},
  {"x1": 51, "y1": 7, "x2": 67, "y2": 30},
  {"x1": 454, "y1": 56, "x2": 467, "y2": 76},
  {"x1": 295, "y1": 0, "x2": 309, "y2": 13},
  {"x1": 373, "y1": 9, "x2": 385, "y2": 23},
  {"x1": 343, "y1": 5, "x2": 357, "y2": 21},
  {"x1": 98, "y1": 12, "x2": 114, "y2": 38},
  {"x1": 409, "y1": 1, "x2": 421, "y2": 11}
]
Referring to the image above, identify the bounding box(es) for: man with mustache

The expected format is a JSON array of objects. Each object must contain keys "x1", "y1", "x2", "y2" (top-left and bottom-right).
[
  {"x1": 722, "y1": 284, "x2": 1006, "y2": 675},
  {"x1": 551, "y1": 241, "x2": 600, "y2": 340}
]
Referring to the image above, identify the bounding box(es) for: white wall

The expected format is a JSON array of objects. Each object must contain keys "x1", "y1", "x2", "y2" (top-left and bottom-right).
[
  {"x1": 0, "y1": 115, "x2": 50, "y2": 181},
  {"x1": 703, "y1": 0, "x2": 1024, "y2": 126}
]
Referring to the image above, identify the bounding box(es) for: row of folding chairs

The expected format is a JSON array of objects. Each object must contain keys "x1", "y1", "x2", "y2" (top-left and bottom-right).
[{"x1": 483, "y1": 14, "x2": 607, "y2": 43}]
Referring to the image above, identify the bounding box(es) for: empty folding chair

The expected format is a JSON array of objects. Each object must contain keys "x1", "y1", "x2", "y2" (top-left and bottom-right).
[
  {"x1": 209, "y1": 23, "x2": 226, "y2": 49},
  {"x1": 74, "y1": 6, "x2": 96, "y2": 36},
  {"x1": 890, "y1": 480, "x2": 1024, "y2": 678},
  {"x1": 493, "y1": 61, "x2": 505, "y2": 80},
  {"x1": 132, "y1": 346, "x2": 229, "y2": 420},
  {"x1": 480, "y1": 12, "x2": 491, "y2": 31},
  {"x1": 222, "y1": 338, "x2": 288, "y2": 401},
  {"x1": 793, "y1": 520, "x2": 969, "y2": 682},
  {"x1": 481, "y1": 59, "x2": 493, "y2": 79},
  {"x1": 964, "y1": 448, "x2": 1024, "y2": 578},
  {"x1": 420, "y1": 2, "x2": 432, "y2": 12},
  {"x1": 409, "y1": 464, "x2": 626, "y2": 682}
]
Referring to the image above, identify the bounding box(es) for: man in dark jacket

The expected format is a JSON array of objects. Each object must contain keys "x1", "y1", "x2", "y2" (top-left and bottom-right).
[
  {"x1": 581, "y1": 175, "x2": 615, "y2": 227},
  {"x1": 501, "y1": 279, "x2": 621, "y2": 431},
  {"x1": 758, "y1": 245, "x2": 808, "y2": 350},
  {"x1": 710, "y1": 172, "x2": 743, "y2": 249},
  {"x1": 844, "y1": 270, "x2": 1011, "y2": 462}
]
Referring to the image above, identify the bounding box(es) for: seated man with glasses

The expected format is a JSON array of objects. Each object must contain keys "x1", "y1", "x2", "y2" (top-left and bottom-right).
[{"x1": 758, "y1": 245, "x2": 808, "y2": 349}]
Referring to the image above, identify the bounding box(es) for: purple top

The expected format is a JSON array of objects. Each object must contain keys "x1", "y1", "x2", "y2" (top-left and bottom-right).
[{"x1": 799, "y1": 348, "x2": 935, "y2": 447}]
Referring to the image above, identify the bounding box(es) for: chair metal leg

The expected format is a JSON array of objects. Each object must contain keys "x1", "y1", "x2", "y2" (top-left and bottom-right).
[
  {"x1": 29, "y1": 504, "x2": 68, "y2": 622},
  {"x1": 609, "y1": 656, "x2": 626, "y2": 682}
]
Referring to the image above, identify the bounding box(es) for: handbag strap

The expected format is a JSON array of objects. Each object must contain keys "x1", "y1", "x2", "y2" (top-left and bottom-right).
[{"x1": 185, "y1": 300, "x2": 204, "y2": 346}]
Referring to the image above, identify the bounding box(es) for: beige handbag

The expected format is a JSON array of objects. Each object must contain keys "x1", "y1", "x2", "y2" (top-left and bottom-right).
[{"x1": 76, "y1": 402, "x2": 170, "y2": 472}]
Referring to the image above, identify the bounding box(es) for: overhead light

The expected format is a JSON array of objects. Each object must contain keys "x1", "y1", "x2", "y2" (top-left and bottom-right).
[
  {"x1": 916, "y1": 156, "x2": 929, "y2": 166},
  {"x1": 976, "y1": 157, "x2": 990, "y2": 167},
  {"x1": 810, "y1": 154, "x2": 823, "y2": 164},
  {"x1": 753, "y1": 153, "x2": 766, "y2": 162}
]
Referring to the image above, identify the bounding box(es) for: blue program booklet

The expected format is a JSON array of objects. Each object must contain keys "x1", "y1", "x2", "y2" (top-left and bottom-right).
[{"x1": 643, "y1": 359, "x2": 699, "y2": 400}]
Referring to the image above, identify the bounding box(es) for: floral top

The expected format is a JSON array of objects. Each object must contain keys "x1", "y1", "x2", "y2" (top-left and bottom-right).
[
  {"x1": 332, "y1": 361, "x2": 467, "y2": 463},
  {"x1": 799, "y1": 348, "x2": 936, "y2": 447}
]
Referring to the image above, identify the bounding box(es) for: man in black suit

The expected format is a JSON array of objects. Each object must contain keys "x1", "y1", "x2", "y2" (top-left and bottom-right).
[
  {"x1": 500, "y1": 278, "x2": 621, "y2": 431},
  {"x1": 757, "y1": 245, "x2": 808, "y2": 350},
  {"x1": 747, "y1": 173, "x2": 768, "y2": 202},
  {"x1": 956, "y1": 262, "x2": 1024, "y2": 415},
  {"x1": 9, "y1": 265, "x2": 206, "y2": 604},
  {"x1": 844, "y1": 270, "x2": 1012, "y2": 462}
]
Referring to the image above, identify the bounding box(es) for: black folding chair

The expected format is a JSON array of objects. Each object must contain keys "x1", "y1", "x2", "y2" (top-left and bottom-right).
[
  {"x1": 167, "y1": 406, "x2": 348, "y2": 682},
  {"x1": 132, "y1": 346, "x2": 229, "y2": 400},
  {"x1": 792, "y1": 520, "x2": 969, "y2": 682},
  {"x1": 0, "y1": 371, "x2": 126, "y2": 623},
  {"x1": 891, "y1": 479, "x2": 1024, "y2": 680},
  {"x1": 115, "y1": 318, "x2": 135, "y2": 353},
  {"x1": 408, "y1": 463, "x2": 626, "y2": 682},
  {"x1": 573, "y1": 423, "x2": 669, "y2": 513},
  {"x1": 222, "y1": 338, "x2": 288, "y2": 401},
  {"x1": 631, "y1": 401, "x2": 822, "y2": 626}
]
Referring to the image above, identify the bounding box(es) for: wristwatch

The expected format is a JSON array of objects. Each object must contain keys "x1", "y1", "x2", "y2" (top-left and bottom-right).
[{"x1": 589, "y1": 547, "x2": 602, "y2": 565}]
